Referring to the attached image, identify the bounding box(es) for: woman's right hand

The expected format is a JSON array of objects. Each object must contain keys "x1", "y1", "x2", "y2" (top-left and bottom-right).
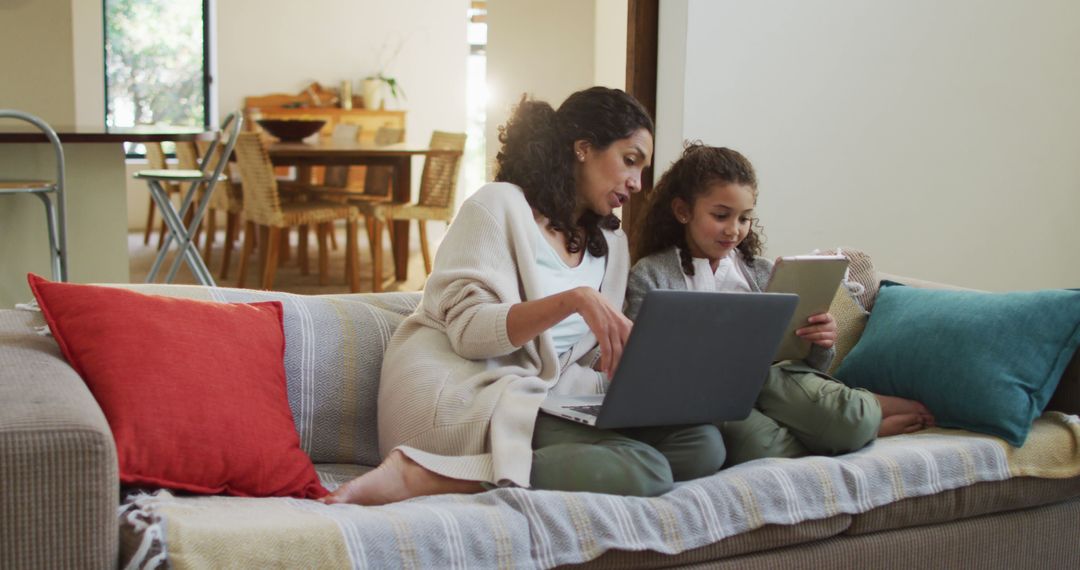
[
  {"x1": 506, "y1": 287, "x2": 632, "y2": 377},
  {"x1": 571, "y1": 287, "x2": 633, "y2": 378}
]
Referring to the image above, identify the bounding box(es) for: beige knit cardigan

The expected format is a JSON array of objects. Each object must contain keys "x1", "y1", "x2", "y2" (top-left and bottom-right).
[{"x1": 377, "y1": 183, "x2": 629, "y2": 487}]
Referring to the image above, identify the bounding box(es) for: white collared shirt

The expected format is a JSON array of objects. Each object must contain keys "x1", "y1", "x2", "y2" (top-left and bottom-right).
[{"x1": 678, "y1": 248, "x2": 753, "y2": 293}]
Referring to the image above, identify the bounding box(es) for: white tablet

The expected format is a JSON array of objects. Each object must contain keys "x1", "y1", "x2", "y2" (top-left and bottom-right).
[{"x1": 764, "y1": 255, "x2": 850, "y2": 362}]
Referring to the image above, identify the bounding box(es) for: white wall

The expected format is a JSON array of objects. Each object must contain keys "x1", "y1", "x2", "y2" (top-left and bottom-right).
[
  {"x1": 0, "y1": 0, "x2": 102, "y2": 126},
  {"x1": 485, "y1": 0, "x2": 628, "y2": 179},
  {"x1": 71, "y1": 0, "x2": 104, "y2": 128},
  {"x1": 0, "y1": 0, "x2": 76, "y2": 124},
  {"x1": 654, "y1": 0, "x2": 688, "y2": 180},
  {"x1": 117, "y1": 0, "x2": 469, "y2": 229},
  {"x1": 657, "y1": 0, "x2": 1080, "y2": 291},
  {"x1": 485, "y1": 0, "x2": 596, "y2": 178},
  {"x1": 594, "y1": 0, "x2": 628, "y2": 90},
  {"x1": 215, "y1": 0, "x2": 467, "y2": 148}
]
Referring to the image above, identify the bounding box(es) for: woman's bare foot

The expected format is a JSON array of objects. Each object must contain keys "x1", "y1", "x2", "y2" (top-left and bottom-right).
[
  {"x1": 878, "y1": 413, "x2": 925, "y2": 436},
  {"x1": 874, "y1": 393, "x2": 936, "y2": 436},
  {"x1": 319, "y1": 449, "x2": 484, "y2": 506}
]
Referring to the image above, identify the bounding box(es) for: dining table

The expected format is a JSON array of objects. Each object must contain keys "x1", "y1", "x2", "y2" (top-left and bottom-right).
[{"x1": 267, "y1": 140, "x2": 463, "y2": 284}]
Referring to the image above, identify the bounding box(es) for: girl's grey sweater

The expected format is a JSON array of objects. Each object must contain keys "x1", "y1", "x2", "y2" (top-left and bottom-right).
[{"x1": 624, "y1": 246, "x2": 834, "y2": 372}]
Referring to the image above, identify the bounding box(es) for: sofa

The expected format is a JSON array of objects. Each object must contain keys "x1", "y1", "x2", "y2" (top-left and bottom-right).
[{"x1": 2, "y1": 258, "x2": 1079, "y2": 569}]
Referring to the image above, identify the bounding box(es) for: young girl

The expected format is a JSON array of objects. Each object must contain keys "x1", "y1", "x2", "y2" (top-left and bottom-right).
[{"x1": 626, "y1": 143, "x2": 933, "y2": 465}]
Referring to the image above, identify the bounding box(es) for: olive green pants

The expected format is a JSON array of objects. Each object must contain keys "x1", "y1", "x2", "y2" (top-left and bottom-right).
[
  {"x1": 721, "y1": 362, "x2": 882, "y2": 466},
  {"x1": 530, "y1": 414, "x2": 725, "y2": 497}
]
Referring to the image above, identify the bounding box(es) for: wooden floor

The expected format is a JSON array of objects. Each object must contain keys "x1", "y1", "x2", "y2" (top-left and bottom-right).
[{"x1": 128, "y1": 220, "x2": 445, "y2": 295}]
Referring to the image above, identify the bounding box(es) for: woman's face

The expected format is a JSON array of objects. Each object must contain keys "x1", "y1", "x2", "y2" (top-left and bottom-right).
[
  {"x1": 673, "y1": 181, "x2": 756, "y2": 263},
  {"x1": 574, "y1": 128, "x2": 653, "y2": 218}
]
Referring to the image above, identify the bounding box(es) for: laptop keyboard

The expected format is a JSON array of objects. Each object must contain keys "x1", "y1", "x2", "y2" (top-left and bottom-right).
[{"x1": 566, "y1": 405, "x2": 602, "y2": 417}]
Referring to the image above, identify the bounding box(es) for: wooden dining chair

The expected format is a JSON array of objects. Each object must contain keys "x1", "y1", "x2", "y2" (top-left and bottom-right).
[
  {"x1": 134, "y1": 113, "x2": 244, "y2": 286},
  {"x1": 314, "y1": 125, "x2": 405, "y2": 256},
  {"x1": 173, "y1": 142, "x2": 208, "y2": 249},
  {"x1": 185, "y1": 140, "x2": 246, "y2": 279},
  {"x1": 322, "y1": 123, "x2": 362, "y2": 188},
  {"x1": 141, "y1": 142, "x2": 181, "y2": 249},
  {"x1": 232, "y1": 132, "x2": 363, "y2": 292},
  {"x1": 373, "y1": 126, "x2": 406, "y2": 146},
  {"x1": 318, "y1": 125, "x2": 403, "y2": 200},
  {"x1": 362, "y1": 126, "x2": 406, "y2": 200},
  {"x1": 355, "y1": 131, "x2": 466, "y2": 291}
]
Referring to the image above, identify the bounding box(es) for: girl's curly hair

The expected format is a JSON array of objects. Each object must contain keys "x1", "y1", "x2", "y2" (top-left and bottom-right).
[
  {"x1": 632, "y1": 143, "x2": 765, "y2": 275},
  {"x1": 494, "y1": 87, "x2": 654, "y2": 257}
]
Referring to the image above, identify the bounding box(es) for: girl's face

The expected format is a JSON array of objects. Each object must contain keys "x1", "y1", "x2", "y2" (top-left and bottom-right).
[
  {"x1": 673, "y1": 181, "x2": 756, "y2": 263},
  {"x1": 574, "y1": 128, "x2": 653, "y2": 219}
]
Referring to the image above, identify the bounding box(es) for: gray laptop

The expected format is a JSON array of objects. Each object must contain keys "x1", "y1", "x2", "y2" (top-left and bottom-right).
[{"x1": 540, "y1": 290, "x2": 798, "y2": 429}]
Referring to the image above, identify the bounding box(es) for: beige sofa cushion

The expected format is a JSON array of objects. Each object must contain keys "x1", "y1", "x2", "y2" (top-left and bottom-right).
[
  {"x1": 845, "y1": 475, "x2": 1080, "y2": 536},
  {"x1": 693, "y1": 498, "x2": 1080, "y2": 570},
  {"x1": 576, "y1": 476, "x2": 1080, "y2": 569}
]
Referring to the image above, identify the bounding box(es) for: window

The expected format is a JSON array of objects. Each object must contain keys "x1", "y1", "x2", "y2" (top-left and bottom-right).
[{"x1": 104, "y1": 0, "x2": 210, "y2": 138}]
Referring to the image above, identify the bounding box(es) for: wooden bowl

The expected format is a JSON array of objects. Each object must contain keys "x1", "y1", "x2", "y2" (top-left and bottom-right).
[{"x1": 256, "y1": 119, "x2": 326, "y2": 142}]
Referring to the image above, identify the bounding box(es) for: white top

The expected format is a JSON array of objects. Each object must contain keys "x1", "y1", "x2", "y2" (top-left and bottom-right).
[
  {"x1": 679, "y1": 248, "x2": 753, "y2": 293},
  {"x1": 533, "y1": 220, "x2": 606, "y2": 354}
]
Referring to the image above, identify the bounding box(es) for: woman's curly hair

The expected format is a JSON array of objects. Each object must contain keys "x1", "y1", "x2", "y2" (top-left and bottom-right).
[
  {"x1": 494, "y1": 87, "x2": 654, "y2": 257},
  {"x1": 632, "y1": 143, "x2": 765, "y2": 275}
]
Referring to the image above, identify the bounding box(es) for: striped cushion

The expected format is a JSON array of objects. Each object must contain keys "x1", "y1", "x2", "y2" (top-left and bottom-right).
[
  {"x1": 114, "y1": 285, "x2": 421, "y2": 466},
  {"x1": 826, "y1": 286, "x2": 867, "y2": 376},
  {"x1": 810, "y1": 248, "x2": 873, "y2": 375}
]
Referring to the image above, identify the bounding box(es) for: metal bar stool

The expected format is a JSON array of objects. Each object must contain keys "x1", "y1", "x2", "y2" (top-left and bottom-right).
[
  {"x1": 0, "y1": 109, "x2": 67, "y2": 282},
  {"x1": 134, "y1": 112, "x2": 243, "y2": 286}
]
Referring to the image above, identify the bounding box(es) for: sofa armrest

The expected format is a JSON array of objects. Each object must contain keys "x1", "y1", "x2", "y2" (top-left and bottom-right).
[
  {"x1": 0, "y1": 311, "x2": 118, "y2": 570},
  {"x1": 874, "y1": 272, "x2": 1080, "y2": 416}
]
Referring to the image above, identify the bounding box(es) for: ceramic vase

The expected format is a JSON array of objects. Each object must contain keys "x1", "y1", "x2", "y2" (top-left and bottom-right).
[{"x1": 362, "y1": 78, "x2": 384, "y2": 110}]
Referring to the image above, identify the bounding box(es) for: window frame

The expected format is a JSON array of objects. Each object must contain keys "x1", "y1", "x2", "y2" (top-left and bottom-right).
[{"x1": 101, "y1": 0, "x2": 213, "y2": 157}]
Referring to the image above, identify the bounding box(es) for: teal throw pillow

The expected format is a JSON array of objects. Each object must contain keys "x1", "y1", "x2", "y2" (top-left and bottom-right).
[{"x1": 834, "y1": 283, "x2": 1080, "y2": 447}]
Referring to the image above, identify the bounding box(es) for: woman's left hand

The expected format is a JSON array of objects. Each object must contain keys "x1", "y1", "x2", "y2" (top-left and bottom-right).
[{"x1": 796, "y1": 312, "x2": 837, "y2": 349}]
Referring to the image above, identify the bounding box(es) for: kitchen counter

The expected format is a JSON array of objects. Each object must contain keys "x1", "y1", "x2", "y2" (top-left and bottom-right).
[{"x1": 0, "y1": 127, "x2": 213, "y2": 306}]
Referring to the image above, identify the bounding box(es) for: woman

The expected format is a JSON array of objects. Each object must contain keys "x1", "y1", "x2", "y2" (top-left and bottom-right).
[{"x1": 324, "y1": 87, "x2": 724, "y2": 506}]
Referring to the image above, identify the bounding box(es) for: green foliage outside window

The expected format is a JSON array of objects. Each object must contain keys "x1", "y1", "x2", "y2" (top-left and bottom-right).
[{"x1": 105, "y1": 0, "x2": 206, "y2": 128}]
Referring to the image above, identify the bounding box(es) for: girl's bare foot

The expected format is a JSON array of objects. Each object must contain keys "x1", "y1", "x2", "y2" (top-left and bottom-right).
[
  {"x1": 319, "y1": 449, "x2": 484, "y2": 506},
  {"x1": 878, "y1": 413, "x2": 925, "y2": 436},
  {"x1": 874, "y1": 393, "x2": 936, "y2": 436},
  {"x1": 875, "y1": 393, "x2": 927, "y2": 417}
]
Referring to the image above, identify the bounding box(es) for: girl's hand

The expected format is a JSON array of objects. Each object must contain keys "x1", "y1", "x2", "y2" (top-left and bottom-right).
[
  {"x1": 796, "y1": 312, "x2": 837, "y2": 349},
  {"x1": 573, "y1": 287, "x2": 632, "y2": 378}
]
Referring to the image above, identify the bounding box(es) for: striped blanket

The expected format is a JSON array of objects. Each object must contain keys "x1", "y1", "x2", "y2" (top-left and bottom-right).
[{"x1": 120, "y1": 412, "x2": 1080, "y2": 570}]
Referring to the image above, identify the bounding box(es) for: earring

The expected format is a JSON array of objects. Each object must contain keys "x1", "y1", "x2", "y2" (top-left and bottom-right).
[{"x1": 576, "y1": 152, "x2": 585, "y2": 161}]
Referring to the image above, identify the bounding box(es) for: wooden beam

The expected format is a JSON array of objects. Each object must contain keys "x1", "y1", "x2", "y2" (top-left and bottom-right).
[{"x1": 624, "y1": 0, "x2": 659, "y2": 250}]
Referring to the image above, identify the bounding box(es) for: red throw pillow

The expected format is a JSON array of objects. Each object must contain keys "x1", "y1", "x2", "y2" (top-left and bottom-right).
[{"x1": 28, "y1": 274, "x2": 327, "y2": 499}]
